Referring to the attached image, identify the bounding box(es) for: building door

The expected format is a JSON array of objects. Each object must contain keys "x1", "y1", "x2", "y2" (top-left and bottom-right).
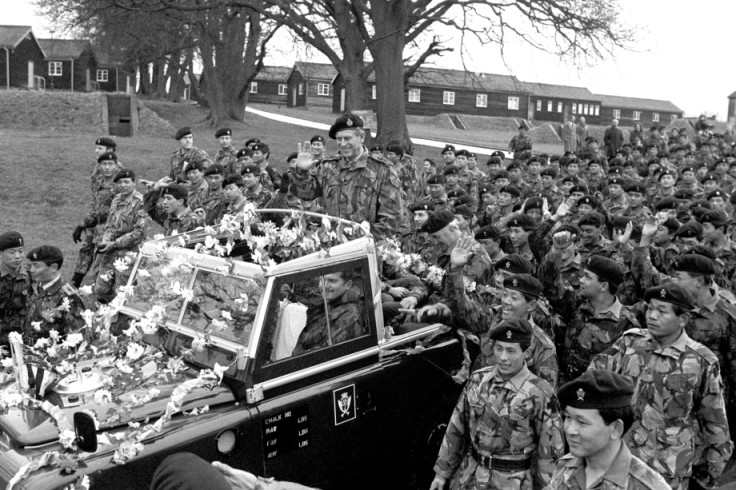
[
  {"x1": 340, "y1": 88, "x2": 346, "y2": 112},
  {"x1": 28, "y1": 61, "x2": 34, "y2": 88},
  {"x1": 292, "y1": 88, "x2": 297, "y2": 106},
  {"x1": 86, "y1": 69, "x2": 91, "y2": 91}
]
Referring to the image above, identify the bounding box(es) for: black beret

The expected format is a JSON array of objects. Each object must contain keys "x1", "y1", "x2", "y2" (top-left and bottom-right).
[
  {"x1": 410, "y1": 202, "x2": 434, "y2": 213},
  {"x1": 583, "y1": 255, "x2": 625, "y2": 288},
  {"x1": 506, "y1": 161, "x2": 521, "y2": 171},
  {"x1": 489, "y1": 319, "x2": 532, "y2": 345},
  {"x1": 475, "y1": 225, "x2": 501, "y2": 241},
  {"x1": 386, "y1": 144, "x2": 404, "y2": 156},
  {"x1": 251, "y1": 142, "x2": 270, "y2": 153},
  {"x1": 490, "y1": 150, "x2": 505, "y2": 159},
  {"x1": 286, "y1": 152, "x2": 298, "y2": 162},
  {"x1": 184, "y1": 160, "x2": 203, "y2": 173},
  {"x1": 454, "y1": 195, "x2": 475, "y2": 208},
  {"x1": 540, "y1": 167, "x2": 558, "y2": 178},
  {"x1": 706, "y1": 190, "x2": 727, "y2": 200},
  {"x1": 204, "y1": 164, "x2": 225, "y2": 176},
  {"x1": 588, "y1": 159, "x2": 603, "y2": 167},
  {"x1": 672, "y1": 253, "x2": 715, "y2": 276},
  {"x1": 241, "y1": 164, "x2": 260, "y2": 176},
  {"x1": 684, "y1": 246, "x2": 717, "y2": 261},
  {"x1": 507, "y1": 213, "x2": 536, "y2": 230},
  {"x1": 674, "y1": 221, "x2": 703, "y2": 239},
  {"x1": 644, "y1": 283, "x2": 694, "y2": 310},
  {"x1": 162, "y1": 184, "x2": 189, "y2": 201},
  {"x1": 444, "y1": 166, "x2": 459, "y2": 176},
  {"x1": 661, "y1": 217, "x2": 681, "y2": 234},
  {"x1": 310, "y1": 135, "x2": 325, "y2": 144},
  {"x1": 422, "y1": 210, "x2": 455, "y2": 234},
  {"x1": 95, "y1": 136, "x2": 117, "y2": 148},
  {"x1": 446, "y1": 189, "x2": 468, "y2": 199},
  {"x1": 518, "y1": 122, "x2": 529, "y2": 130},
  {"x1": 329, "y1": 113, "x2": 364, "y2": 139},
  {"x1": 610, "y1": 216, "x2": 631, "y2": 231},
  {"x1": 673, "y1": 189, "x2": 694, "y2": 200},
  {"x1": 223, "y1": 175, "x2": 245, "y2": 188},
  {"x1": 699, "y1": 209, "x2": 729, "y2": 227},
  {"x1": 658, "y1": 170, "x2": 677, "y2": 181},
  {"x1": 689, "y1": 199, "x2": 711, "y2": 211},
  {"x1": 426, "y1": 175, "x2": 445, "y2": 185},
  {"x1": 113, "y1": 169, "x2": 135, "y2": 182},
  {"x1": 702, "y1": 173, "x2": 719, "y2": 183},
  {"x1": 0, "y1": 231, "x2": 23, "y2": 251},
  {"x1": 527, "y1": 156, "x2": 540, "y2": 164},
  {"x1": 577, "y1": 212, "x2": 604, "y2": 227},
  {"x1": 27, "y1": 245, "x2": 63, "y2": 264},
  {"x1": 654, "y1": 197, "x2": 679, "y2": 211},
  {"x1": 97, "y1": 151, "x2": 118, "y2": 163},
  {"x1": 525, "y1": 197, "x2": 543, "y2": 210},
  {"x1": 454, "y1": 205, "x2": 475, "y2": 220},
  {"x1": 493, "y1": 170, "x2": 510, "y2": 181},
  {"x1": 624, "y1": 182, "x2": 646, "y2": 194},
  {"x1": 577, "y1": 196, "x2": 599, "y2": 209},
  {"x1": 503, "y1": 274, "x2": 542, "y2": 298},
  {"x1": 215, "y1": 128, "x2": 232, "y2": 138},
  {"x1": 562, "y1": 158, "x2": 579, "y2": 167},
  {"x1": 479, "y1": 185, "x2": 495, "y2": 196},
  {"x1": 369, "y1": 145, "x2": 382, "y2": 152},
  {"x1": 487, "y1": 156, "x2": 503, "y2": 166},
  {"x1": 442, "y1": 144, "x2": 456, "y2": 154},
  {"x1": 608, "y1": 176, "x2": 626, "y2": 187},
  {"x1": 495, "y1": 254, "x2": 533, "y2": 274},
  {"x1": 236, "y1": 148, "x2": 253, "y2": 159},
  {"x1": 455, "y1": 149, "x2": 471, "y2": 158},
  {"x1": 174, "y1": 127, "x2": 192, "y2": 140},
  {"x1": 569, "y1": 185, "x2": 589, "y2": 195},
  {"x1": 500, "y1": 185, "x2": 521, "y2": 198},
  {"x1": 558, "y1": 370, "x2": 634, "y2": 410},
  {"x1": 244, "y1": 138, "x2": 262, "y2": 147},
  {"x1": 680, "y1": 166, "x2": 695, "y2": 174}
]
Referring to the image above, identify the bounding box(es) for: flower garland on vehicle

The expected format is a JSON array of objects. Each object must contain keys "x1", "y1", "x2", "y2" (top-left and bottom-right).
[{"x1": 376, "y1": 238, "x2": 445, "y2": 287}]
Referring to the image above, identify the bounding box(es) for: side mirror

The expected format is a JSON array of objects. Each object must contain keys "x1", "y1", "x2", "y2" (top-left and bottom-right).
[{"x1": 74, "y1": 412, "x2": 98, "y2": 453}]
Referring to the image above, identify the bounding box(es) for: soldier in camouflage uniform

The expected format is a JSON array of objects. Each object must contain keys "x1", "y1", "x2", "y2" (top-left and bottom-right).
[
  {"x1": 169, "y1": 127, "x2": 212, "y2": 182},
  {"x1": 24, "y1": 246, "x2": 86, "y2": 343},
  {"x1": 454, "y1": 150, "x2": 479, "y2": 204},
  {"x1": 401, "y1": 202, "x2": 439, "y2": 265},
  {"x1": 618, "y1": 182, "x2": 653, "y2": 225},
  {"x1": 182, "y1": 161, "x2": 210, "y2": 213},
  {"x1": 386, "y1": 143, "x2": 419, "y2": 206},
  {"x1": 577, "y1": 212, "x2": 614, "y2": 262},
  {"x1": 71, "y1": 151, "x2": 120, "y2": 287},
  {"x1": 602, "y1": 176, "x2": 629, "y2": 221},
  {"x1": 590, "y1": 283, "x2": 734, "y2": 490},
  {"x1": 290, "y1": 114, "x2": 406, "y2": 241},
  {"x1": 251, "y1": 142, "x2": 280, "y2": 192},
  {"x1": 214, "y1": 175, "x2": 248, "y2": 221},
  {"x1": 548, "y1": 370, "x2": 670, "y2": 490},
  {"x1": 508, "y1": 124, "x2": 532, "y2": 160},
  {"x1": 145, "y1": 182, "x2": 201, "y2": 236},
  {"x1": 91, "y1": 136, "x2": 118, "y2": 188},
  {"x1": 213, "y1": 128, "x2": 237, "y2": 171},
  {"x1": 93, "y1": 169, "x2": 147, "y2": 303},
  {"x1": 242, "y1": 164, "x2": 274, "y2": 208},
  {"x1": 0, "y1": 232, "x2": 30, "y2": 347},
  {"x1": 430, "y1": 320, "x2": 564, "y2": 490},
  {"x1": 192, "y1": 164, "x2": 226, "y2": 225}
]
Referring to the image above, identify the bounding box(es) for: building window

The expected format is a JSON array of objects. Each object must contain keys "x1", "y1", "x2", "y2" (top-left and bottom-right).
[
  {"x1": 508, "y1": 96, "x2": 519, "y2": 110},
  {"x1": 408, "y1": 88, "x2": 421, "y2": 103},
  {"x1": 49, "y1": 61, "x2": 62, "y2": 76},
  {"x1": 317, "y1": 83, "x2": 330, "y2": 96},
  {"x1": 536, "y1": 100, "x2": 542, "y2": 111},
  {"x1": 578, "y1": 103, "x2": 583, "y2": 114},
  {"x1": 571, "y1": 103, "x2": 577, "y2": 115},
  {"x1": 613, "y1": 109, "x2": 620, "y2": 119},
  {"x1": 96, "y1": 69, "x2": 108, "y2": 82},
  {"x1": 372, "y1": 85, "x2": 377, "y2": 100},
  {"x1": 671, "y1": 114, "x2": 678, "y2": 122},
  {"x1": 594, "y1": 105, "x2": 600, "y2": 116},
  {"x1": 584, "y1": 104, "x2": 590, "y2": 115},
  {"x1": 557, "y1": 101, "x2": 563, "y2": 113},
  {"x1": 278, "y1": 84, "x2": 287, "y2": 95},
  {"x1": 298, "y1": 83, "x2": 304, "y2": 95},
  {"x1": 443, "y1": 91, "x2": 455, "y2": 105},
  {"x1": 652, "y1": 112, "x2": 660, "y2": 122},
  {"x1": 633, "y1": 111, "x2": 641, "y2": 121},
  {"x1": 476, "y1": 94, "x2": 488, "y2": 108},
  {"x1": 249, "y1": 82, "x2": 258, "y2": 94},
  {"x1": 547, "y1": 101, "x2": 553, "y2": 112}
]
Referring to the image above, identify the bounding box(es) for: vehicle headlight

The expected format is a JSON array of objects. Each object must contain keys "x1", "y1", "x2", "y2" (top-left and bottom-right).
[{"x1": 216, "y1": 429, "x2": 237, "y2": 454}]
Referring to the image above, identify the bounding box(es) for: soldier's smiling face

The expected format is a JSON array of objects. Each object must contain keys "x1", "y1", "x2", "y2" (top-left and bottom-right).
[
  {"x1": 413, "y1": 211, "x2": 430, "y2": 228},
  {"x1": 501, "y1": 289, "x2": 533, "y2": 320},
  {"x1": 336, "y1": 129, "x2": 364, "y2": 159},
  {"x1": 115, "y1": 177, "x2": 135, "y2": 196},
  {"x1": 223, "y1": 183, "x2": 243, "y2": 201},
  {"x1": 492, "y1": 340, "x2": 525, "y2": 379},
  {"x1": 320, "y1": 272, "x2": 351, "y2": 302},
  {"x1": 563, "y1": 406, "x2": 619, "y2": 459}
]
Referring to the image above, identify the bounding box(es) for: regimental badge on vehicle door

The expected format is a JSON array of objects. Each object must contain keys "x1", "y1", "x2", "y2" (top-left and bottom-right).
[{"x1": 333, "y1": 384, "x2": 357, "y2": 426}]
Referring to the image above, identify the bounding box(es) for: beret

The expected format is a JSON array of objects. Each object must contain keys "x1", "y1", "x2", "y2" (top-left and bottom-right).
[
  {"x1": 506, "y1": 161, "x2": 521, "y2": 171},
  {"x1": 426, "y1": 175, "x2": 445, "y2": 185},
  {"x1": 489, "y1": 319, "x2": 532, "y2": 345},
  {"x1": 689, "y1": 199, "x2": 710, "y2": 210},
  {"x1": 410, "y1": 202, "x2": 434, "y2": 213},
  {"x1": 569, "y1": 185, "x2": 589, "y2": 195},
  {"x1": 444, "y1": 166, "x2": 459, "y2": 176},
  {"x1": 672, "y1": 253, "x2": 715, "y2": 276},
  {"x1": 113, "y1": 169, "x2": 135, "y2": 182},
  {"x1": 422, "y1": 210, "x2": 455, "y2": 234},
  {"x1": 215, "y1": 128, "x2": 232, "y2": 138},
  {"x1": 487, "y1": 156, "x2": 503, "y2": 166},
  {"x1": 446, "y1": 188, "x2": 467, "y2": 199},
  {"x1": 507, "y1": 213, "x2": 537, "y2": 230},
  {"x1": 244, "y1": 138, "x2": 262, "y2": 147},
  {"x1": 329, "y1": 113, "x2": 364, "y2": 139},
  {"x1": 673, "y1": 189, "x2": 694, "y2": 200},
  {"x1": 701, "y1": 173, "x2": 719, "y2": 183},
  {"x1": 184, "y1": 160, "x2": 203, "y2": 173},
  {"x1": 577, "y1": 212, "x2": 604, "y2": 228},
  {"x1": 174, "y1": 127, "x2": 192, "y2": 140},
  {"x1": 479, "y1": 185, "x2": 495, "y2": 196},
  {"x1": 518, "y1": 122, "x2": 529, "y2": 130},
  {"x1": 454, "y1": 195, "x2": 475, "y2": 208},
  {"x1": 455, "y1": 149, "x2": 471, "y2": 158},
  {"x1": 654, "y1": 197, "x2": 679, "y2": 211},
  {"x1": 442, "y1": 144, "x2": 456, "y2": 154},
  {"x1": 539, "y1": 167, "x2": 558, "y2": 178},
  {"x1": 674, "y1": 221, "x2": 703, "y2": 239},
  {"x1": 729, "y1": 161, "x2": 736, "y2": 170},
  {"x1": 684, "y1": 245, "x2": 717, "y2": 261},
  {"x1": 644, "y1": 283, "x2": 694, "y2": 310},
  {"x1": 624, "y1": 182, "x2": 646, "y2": 194},
  {"x1": 558, "y1": 370, "x2": 634, "y2": 410},
  {"x1": 0, "y1": 231, "x2": 23, "y2": 251},
  {"x1": 583, "y1": 255, "x2": 625, "y2": 288},
  {"x1": 475, "y1": 225, "x2": 501, "y2": 241},
  {"x1": 706, "y1": 190, "x2": 727, "y2": 200},
  {"x1": 608, "y1": 167, "x2": 623, "y2": 176},
  {"x1": 251, "y1": 142, "x2": 269, "y2": 153},
  {"x1": 562, "y1": 158, "x2": 579, "y2": 167},
  {"x1": 495, "y1": 254, "x2": 533, "y2": 274},
  {"x1": 658, "y1": 170, "x2": 677, "y2": 181},
  {"x1": 241, "y1": 164, "x2": 260, "y2": 176},
  {"x1": 503, "y1": 274, "x2": 542, "y2": 298},
  {"x1": 204, "y1": 164, "x2": 225, "y2": 176},
  {"x1": 310, "y1": 135, "x2": 325, "y2": 144},
  {"x1": 527, "y1": 156, "x2": 540, "y2": 164},
  {"x1": 656, "y1": 151, "x2": 670, "y2": 159},
  {"x1": 588, "y1": 159, "x2": 602, "y2": 167},
  {"x1": 699, "y1": 209, "x2": 728, "y2": 227},
  {"x1": 223, "y1": 175, "x2": 245, "y2": 187},
  {"x1": 454, "y1": 205, "x2": 475, "y2": 221},
  {"x1": 608, "y1": 176, "x2": 626, "y2": 187},
  {"x1": 610, "y1": 216, "x2": 631, "y2": 231},
  {"x1": 97, "y1": 151, "x2": 118, "y2": 163},
  {"x1": 577, "y1": 196, "x2": 599, "y2": 209},
  {"x1": 27, "y1": 245, "x2": 63, "y2": 264},
  {"x1": 95, "y1": 136, "x2": 116, "y2": 148},
  {"x1": 661, "y1": 216, "x2": 681, "y2": 234},
  {"x1": 236, "y1": 148, "x2": 253, "y2": 159},
  {"x1": 490, "y1": 150, "x2": 505, "y2": 159},
  {"x1": 386, "y1": 144, "x2": 404, "y2": 156},
  {"x1": 525, "y1": 197, "x2": 543, "y2": 210},
  {"x1": 286, "y1": 152, "x2": 298, "y2": 162},
  {"x1": 493, "y1": 170, "x2": 509, "y2": 180},
  {"x1": 162, "y1": 184, "x2": 189, "y2": 201},
  {"x1": 499, "y1": 185, "x2": 521, "y2": 198}
]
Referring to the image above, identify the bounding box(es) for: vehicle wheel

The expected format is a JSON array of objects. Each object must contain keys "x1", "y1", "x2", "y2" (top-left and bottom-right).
[{"x1": 404, "y1": 404, "x2": 453, "y2": 489}]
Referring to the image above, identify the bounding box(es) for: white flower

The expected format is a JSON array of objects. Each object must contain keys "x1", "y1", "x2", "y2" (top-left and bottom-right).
[
  {"x1": 178, "y1": 235, "x2": 187, "y2": 247},
  {"x1": 3, "y1": 393, "x2": 23, "y2": 407},
  {"x1": 33, "y1": 337, "x2": 50, "y2": 349},
  {"x1": 58, "y1": 297, "x2": 72, "y2": 312},
  {"x1": 7, "y1": 332, "x2": 23, "y2": 344},
  {"x1": 118, "y1": 285, "x2": 136, "y2": 298},
  {"x1": 59, "y1": 429, "x2": 77, "y2": 449},
  {"x1": 153, "y1": 233, "x2": 165, "y2": 240},
  {"x1": 213, "y1": 363, "x2": 228, "y2": 383},
  {"x1": 115, "y1": 358, "x2": 134, "y2": 374},
  {"x1": 63, "y1": 332, "x2": 85, "y2": 348},
  {"x1": 94, "y1": 389, "x2": 113, "y2": 404},
  {"x1": 126, "y1": 343, "x2": 145, "y2": 361},
  {"x1": 31, "y1": 321, "x2": 42, "y2": 331},
  {"x1": 137, "y1": 269, "x2": 151, "y2": 278},
  {"x1": 220, "y1": 310, "x2": 232, "y2": 321},
  {"x1": 138, "y1": 318, "x2": 158, "y2": 336},
  {"x1": 192, "y1": 337, "x2": 207, "y2": 352},
  {"x1": 210, "y1": 319, "x2": 228, "y2": 331},
  {"x1": 48, "y1": 329, "x2": 60, "y2": 340},
  {"x1": 56, "y1": 360, "x2": 74, "y2": 375},
  {"x1": 78, "y1": 285, "x2": 93, "y2": 295},
  {"x1": 46, "y1": 345, "x2": 59, "y2": 358},
  {"x1": 1, "y1": 358, "x2": 13, "y2": 368},
  {"x1": 204, "y1": 235, "x2": 217, "y2": 249},
  {"x1": 321, "y1": 216, "x2": 332, "y2": 230},
  {"x1": 113, "y1": 258, "x2": 130, "y2": 272},
  {"x1": 82, "y1": 310, "x2": 95, "y2": 328},
  {"x1": 99, "y1": 272, "x2": 112, "y2": 283}
]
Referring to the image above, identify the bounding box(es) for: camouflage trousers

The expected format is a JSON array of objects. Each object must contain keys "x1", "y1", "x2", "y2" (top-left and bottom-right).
[
  {"x1": 73, "y1": 229, "x2": 96, "y2": 277},
  {"x1": 91, "y1": 249, "x2": 133, "y2": 303}
]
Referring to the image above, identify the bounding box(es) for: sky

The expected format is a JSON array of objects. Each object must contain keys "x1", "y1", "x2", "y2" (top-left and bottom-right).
[{"x1": 6, "y1": 0, "x2": 735, "y2": 119}]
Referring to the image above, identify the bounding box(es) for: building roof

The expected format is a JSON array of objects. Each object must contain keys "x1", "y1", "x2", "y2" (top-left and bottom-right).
[
  {"x1": 38, "y1": 38, "x2": 93, "y2": 59},
  {"x1": 524, "y1": 82, "x2": 596, "y2": 100},
  {"x1": 594, "y1": 93, "x2": 683, "y2": 114},
  {"x1": 0, "y1": 25, "x2": 45, "y2": 56},
  {"x1": 728, "y1": 91, "x2": 736, "y2": 99},
  {"x1": 407, "y1": 67, "x2": 526, "y2": 94},
  {"x1": 293, "y1": 61, "x2": 338, "y2": 81},
  {"x1": 254, "y1": 66, "x2": 291, "y2": 82}
]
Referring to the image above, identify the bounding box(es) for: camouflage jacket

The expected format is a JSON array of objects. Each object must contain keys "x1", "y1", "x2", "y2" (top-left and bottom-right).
[
  {"x1": 458, "y1": 170, "x2": 479, "y2": 204},
  {"x1": 546, "y1": 443, "x2": 670, "y2": 490},
  {"x1": 602, "y1": 195, "x2": 629, "y2": 219},
  {"x1": 24, "y1": 277, "x2": 86, "y2": 343},
  {"x1": 144, "y1": 191, "x2": 200, "y2": 236},
  {"x1": 397, "y1": 155, "x2": 419, "y2": 205},
  {"x1": 169, "y1": 147, "x2": 212, "y2": 182},
  {"x1": 102, "y1": 191, "x2": 147, "y2": 251},
  {"x1": 187, "y1": 179, "x2": 210, "y2": 212},
  {"x1": 244, "y1": 184, "x2": 274, "y2": 209},
  {"x1": 196, "y1": 188, "x2": 225, "y2": 226},
  {"x1": 291, "y1": 149, "x2": 406, "y2": 240},
  {"x1": 213, "y1": 146, "x2": 237, "y2": 170},
  {"x1": 577, "y1": 237, "x2": 615, "y2": 263},
  {"x1": 615, "y1": 206, "x2": 652, "y2": 226},
  {"x1": 292, "y1": 291, "x2": 367, "y2": 355},
  {"x1": 401, "y1": 230, "x2": 440, "y2": 266},
  {"x1": 509, "y1": 135, "x2": 532, "y2": 159},
  {"x1": 81, "y1": 177, "x2": 117, "y2": 244},
  {"x1": 590, "y1": 329, "x2": 734, "y2": 487},
  {"x1": 0, "y1": 263, "x2": 30, "y2": 344},
  {"x1": 433, "y1": 365, "x2": 565, "y2": 490}
]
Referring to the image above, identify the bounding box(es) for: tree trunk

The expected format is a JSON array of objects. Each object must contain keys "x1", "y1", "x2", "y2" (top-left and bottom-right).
[
  {"x1": 167, "y1": 54, "x2": 182, "y2": 102},
  {"x1": 138, "y1": 61, "x2": 151, "y2": 95}
]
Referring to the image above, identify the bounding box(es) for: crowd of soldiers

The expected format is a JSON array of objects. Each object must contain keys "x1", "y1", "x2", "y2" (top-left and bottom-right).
[{"x1": 3, "y1": 111, "x2": 736, "y2": 489}]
